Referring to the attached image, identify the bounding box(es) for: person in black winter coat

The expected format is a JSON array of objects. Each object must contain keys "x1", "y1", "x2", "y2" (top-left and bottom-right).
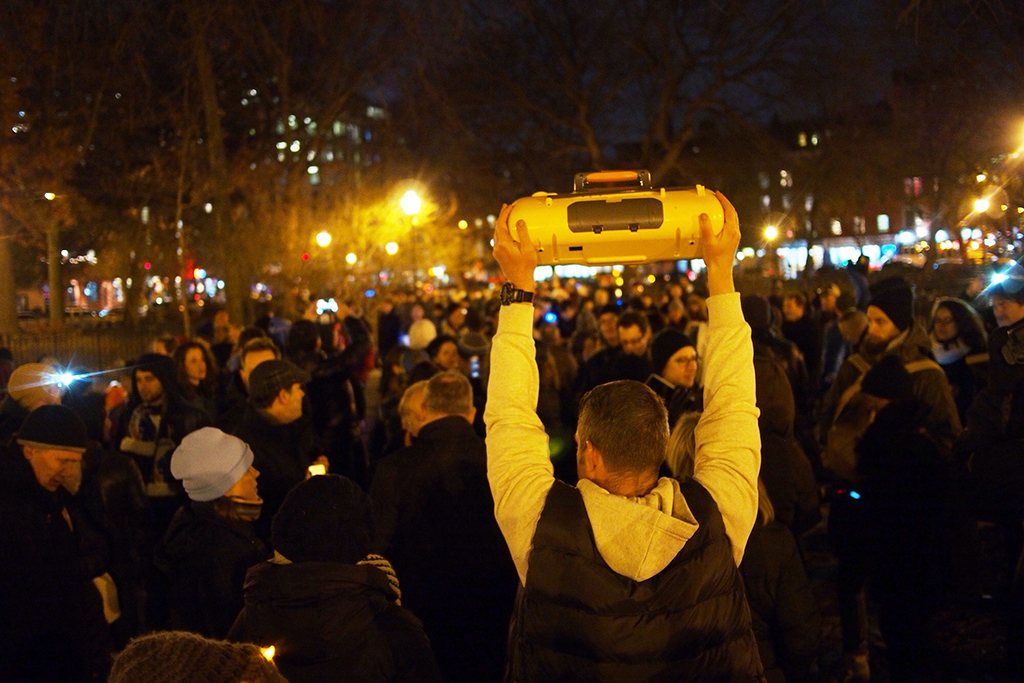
[
  {"x1": 156, "y1": 428, "x2": 270, "y2": 639},
  {"x1": 230, "y1": 474, "x2": 441, "y2": 683},
  {"x1": 232, "y1": 359, "x2": 325, "y2": 541},
  {"x1": 753, "y1": 353, "x2": 820, "y2": 535},
  {"x1": 371, "y1": 370, "x2": 518, "y2": 682},
  {"x1": 0, "y1": 406, "x2": 111, "y2": 681},
  {"x1": 741, "y1": 481, "x2": 822, "y2": 683},
  {"x1": 854, "y1": 355, "x2": 953, "y2": 680}
]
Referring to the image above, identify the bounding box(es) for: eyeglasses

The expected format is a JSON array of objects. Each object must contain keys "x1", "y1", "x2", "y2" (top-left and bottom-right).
[{"x1": 677, "y1": 355, "x2": 699, "y2": 365}]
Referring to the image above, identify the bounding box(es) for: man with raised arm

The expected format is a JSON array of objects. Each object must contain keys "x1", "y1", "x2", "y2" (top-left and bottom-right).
[{"x1": 485, "y1": 192, "x2": 764, "y2": 680}]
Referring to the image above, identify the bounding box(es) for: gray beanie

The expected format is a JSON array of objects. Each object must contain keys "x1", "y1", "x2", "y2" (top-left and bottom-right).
[{"x1": 171, "y1": 428, "x2": 253, "y2": 502}]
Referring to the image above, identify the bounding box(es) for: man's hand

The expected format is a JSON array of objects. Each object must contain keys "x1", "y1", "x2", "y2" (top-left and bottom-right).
[
  {"x1": 702, "y1": 190, "x2": 740, "y2": 297},
  {"x1": 493, "y1": 203, "x2": 538, "y2": 293}
]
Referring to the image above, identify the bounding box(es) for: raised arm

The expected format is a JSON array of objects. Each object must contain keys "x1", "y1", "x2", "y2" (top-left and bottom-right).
[
  {"x1": 691, "y1": 193, "x2": 761, "y2": 565},
  {"x1": 484, "y1": 204, "x2": 555, "y2": 585}
]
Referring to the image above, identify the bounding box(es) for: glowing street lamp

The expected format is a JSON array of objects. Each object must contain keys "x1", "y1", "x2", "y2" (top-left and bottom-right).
[
  {"x1": 43, "y1": 192, "x2": 56, "y2": 201},
  {"x1": 974, "y1": 198, "x2": 991, "y2": 213},
  {"x1": 345, "y1": 252, "x2": 357, "y2": 265},
  {"x1": 315, "y1": 231, "x2": 332, "y2": 247},
  {"x1": 400, "y1": 190, "x2": 422, "y2": 216},
  {"x1": 764, "y1": 225, "x2": 778, "y2": 241},
  {"x1": 385, "y1": 242, "x2": 399, "y2": 255}
]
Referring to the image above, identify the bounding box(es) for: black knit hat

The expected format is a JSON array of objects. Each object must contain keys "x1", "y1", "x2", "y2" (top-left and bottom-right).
[
  {"x1": 868, "y1": 277, "x2": 915, "y2": 332},
  {"x1": 272, "y1": 474, "x2": 374, "y2": 564},
  {"x1": 861, "y1": 355, "x2": 913, "y2": 401},
  {"x1": 109, "y1": 631, "x2": 286, "y2": 683},
  {"x1": 650, "y1": 328, "x2": 694, "y2": 376},
  {"x1": 17, "y1": 404, "x2": 88, "y2": 453}
]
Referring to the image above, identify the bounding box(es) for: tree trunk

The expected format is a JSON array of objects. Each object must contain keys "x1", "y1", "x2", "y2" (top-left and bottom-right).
[
  {"x1": 47, "y1": 225, "x2": 64, "y2": 329},
  {"x1": 0, "y1": 231, "x2": 19, "y2": 337},
  {"x1": 188, "y1": 3, "x2": 247, "y2": 325}
]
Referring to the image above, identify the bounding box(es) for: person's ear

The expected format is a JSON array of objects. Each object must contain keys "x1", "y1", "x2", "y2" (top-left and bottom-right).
[{"x1": 467, "y1": 406, "x2": 477, "y2": 424}]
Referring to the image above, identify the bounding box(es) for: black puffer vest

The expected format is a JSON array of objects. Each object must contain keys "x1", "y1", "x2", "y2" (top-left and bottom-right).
[{"x1": 506, "y1": 479, "x2": 763, "y2": 682}]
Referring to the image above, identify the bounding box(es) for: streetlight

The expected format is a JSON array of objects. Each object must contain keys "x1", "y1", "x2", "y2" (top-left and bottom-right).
[
  {"x1": 345, "y1": 252, "x2": 357, "y2": 265},
  {"x1": 764, "y1": 225, "x2": 778, "y2": 241},
  {"x1": 400, "y1": 190, "x2": 422, "y2": 216},
  {"x1": 974, "y1": 198, "x2": 991, "y2": 213},
  {"x1": 315, "y1": 231, "x2": 332, "y2": 247},
  {"x1": 385, "y1": 242, "x2": 399, "y2": 255},
  {"x1": 43, "y1": 192, "x2": 56, "y2": 201}
]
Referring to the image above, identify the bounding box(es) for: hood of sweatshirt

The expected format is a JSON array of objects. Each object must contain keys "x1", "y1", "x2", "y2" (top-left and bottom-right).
[{"x1": 577, "y1": 476, "x2": 698, "y2": 582}]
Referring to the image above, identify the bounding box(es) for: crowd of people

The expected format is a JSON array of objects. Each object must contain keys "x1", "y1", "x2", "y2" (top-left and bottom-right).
[{"x1": 1, "y1": 197, "x2": 1024, "y2": 681}]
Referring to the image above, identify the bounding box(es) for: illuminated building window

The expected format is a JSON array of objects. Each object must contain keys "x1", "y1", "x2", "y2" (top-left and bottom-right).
[
  {"x1": 780, "y1": 170, "x2": 792, "y2": 188},
  {"x1": 798, "y1": 132, "x2": 807, "y2": 147},
  {"x1": 830, "y1": 219, "x2": 842, "y2": 236}
]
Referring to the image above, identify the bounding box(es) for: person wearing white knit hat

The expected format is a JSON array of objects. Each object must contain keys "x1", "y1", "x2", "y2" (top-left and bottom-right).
[{"x1": 156, "y1": 428, "x2": 270, "y2": 638}]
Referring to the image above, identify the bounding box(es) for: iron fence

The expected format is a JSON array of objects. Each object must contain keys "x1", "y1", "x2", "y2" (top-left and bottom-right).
[{"x1": 1, "y1": 327, "x2": 155, "y2": 372}]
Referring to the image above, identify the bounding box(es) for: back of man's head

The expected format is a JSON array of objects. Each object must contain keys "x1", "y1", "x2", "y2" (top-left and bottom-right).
[
  {"x1": 422, "y1": 370, "x2": 473, "y2": 417},
  {"x1": 578, "y1": 380, "x2": 668, "y2": 474}
]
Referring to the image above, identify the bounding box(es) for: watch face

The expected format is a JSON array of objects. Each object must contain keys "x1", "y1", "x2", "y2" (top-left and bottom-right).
[{"x1": 500, "y1": 282, "x2": 513, "y2": 305}]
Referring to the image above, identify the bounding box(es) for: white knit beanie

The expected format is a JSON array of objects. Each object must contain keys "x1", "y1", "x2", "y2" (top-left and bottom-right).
[
  {"x1": 170, "y1": 428, "x2": 253, "y2": 502},
  {"x1": 407, "y1": 319, "x2": 437, "y2": 351}
]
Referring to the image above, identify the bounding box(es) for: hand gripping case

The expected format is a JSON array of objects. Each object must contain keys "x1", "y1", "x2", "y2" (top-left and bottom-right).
[{"x1": 507, "y1": 170, "x2": 724, "y2": 266}]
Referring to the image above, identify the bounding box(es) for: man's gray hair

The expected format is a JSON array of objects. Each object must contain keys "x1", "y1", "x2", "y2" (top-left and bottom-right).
[
  {"x1": 398, "y1": 381, "x2": 428, "y2": 420},
  {"x1": 423, "y1": 370, "x2": 473, "y2": 416}
]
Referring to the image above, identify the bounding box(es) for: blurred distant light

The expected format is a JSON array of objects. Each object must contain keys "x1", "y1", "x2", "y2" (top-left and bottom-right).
[
  {"x1": 44, "y1": 192, "x2": 55, "y2": 200},
  {"x1": 614, "y1": 288, "x2": 623, "y2": 298},
  {"x1": 934, "y1": 229, "x2": 949, "y2": 243},
  {"x1": 764, "y1": 225, "x2": 778, "y2": 241},
  {"x1": 290, "y1": 140, "x2": 300, "y2": 153},
  {"x1": 400, "y1": 190, "x2": 422, "y2": 216},
  {"x1": 365, "y1": 289, "x2": 376, "y2": 298},
  {"x1": 204, "y1": 203, "x2": 213, "y2": 213},
  {"x1": 615, "y1": 277, "x2": 624, "y2": 287},
  {"x1": 993, "y1": 273, "x2": 1008, "y2": 285},
  {"x1": 315, "y1": 231, "x2": 331, "y2": 247},
  {"x1": 307, "y1": 165, "x2": 319, "y2": 175},
  {"x1": 1001, "y1": 204, "x2": 1008, "y2": 212},
  {"x1": 974, "y1": 198, "x2": 990, "y2": 213},
  {"x1": 144, "y1": 261, "x2": 151, "y2": 270},
  {"x1": 385, "y1": 242, "x2": 399, "y2": 255},
  {"x1": 544, "y1": 311, "x2": 557, "y2": 324},
  {"x1": 217, "y1": 280, "x2": 225, "y2": 290},
  {"x1": 458, "y1": 220, "x2": 468, "y2": 230},
  {"x1": 976, "y1": 173, "x2": 987, "y2": 183},
  {"x1": 647, "y1": 274, "x2": 656, "y2": 283},
  {"x1": 193, "y1": 268, "x2": 206, "y2": 279},
  {"x1": 345, "y1": 252, "x2": 357, "y2": 265},
  {"x1": 302, "y1": 253, "x2": 310, "y2": 261}
]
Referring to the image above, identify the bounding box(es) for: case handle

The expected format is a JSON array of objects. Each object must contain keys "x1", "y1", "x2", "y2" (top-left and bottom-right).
[{"x1": 573, "y1": 170, "x2": 651, "y2": 192}]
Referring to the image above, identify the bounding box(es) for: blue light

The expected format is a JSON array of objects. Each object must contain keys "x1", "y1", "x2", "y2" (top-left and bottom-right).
[
  {"x1": 992, "y1": 273, "x2": 1008, "y2": 285},
  {"x1": 365, "y1": 289, "x2": 376, "y2": 298},
  {"x1": 849, "y1": 491, "x2": 861, "y2": 500},
  {"x1": 544, "y1": 311, "x2": 557, "y2": 324}
]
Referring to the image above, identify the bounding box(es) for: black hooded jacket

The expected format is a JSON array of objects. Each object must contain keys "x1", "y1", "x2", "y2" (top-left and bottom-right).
[{"x1": 229, "y1": 561, "x2": 441, "y2": 683}]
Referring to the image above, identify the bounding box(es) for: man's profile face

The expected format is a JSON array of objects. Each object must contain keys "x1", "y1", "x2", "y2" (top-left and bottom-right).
[
  {"x1": 864, "y1": 305, "x2": 901, "y2": 353},
  {"x1": 820, "y1": 292, "x2": 838, "y2": 314},
  {"x1": 782, "y1": 298, "x2": 804, "y2": 323},
  {"x1": 992, "y1": 295, "x2": 1024, "y2": 329},
  {"x1": 618, "y1": 324, "x2": 649, "y2": 356},
  {"x1": 135, "y1": 370, "x2": 165, "y2": 406},
  {"x1": 23, "y1": 445, "x2": 82, "y2": 492},
  {"x1": 278, "y1": 383, "x2": 305, "y2": 424},
  {"x1": 241, "y1": 349, "x2": 278, "y2": 389}
]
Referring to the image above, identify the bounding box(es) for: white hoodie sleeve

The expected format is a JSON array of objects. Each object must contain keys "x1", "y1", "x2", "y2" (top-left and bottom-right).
[
  {"x1": 692, "y1": 292, "x2": 761, "y2": 565},
  {"x1": 484, "y1": 303, "x2": 555, "y2": 585}
]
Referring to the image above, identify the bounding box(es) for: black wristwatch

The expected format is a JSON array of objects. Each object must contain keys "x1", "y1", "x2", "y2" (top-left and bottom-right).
[{"x1": 500, "y1": 282, "x2": 535, "y2": 306}]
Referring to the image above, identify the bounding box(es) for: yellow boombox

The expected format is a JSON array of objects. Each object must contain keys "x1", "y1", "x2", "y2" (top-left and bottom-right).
[{"x1": 507, "y1": 170, "x2": 724, "y2": 266}]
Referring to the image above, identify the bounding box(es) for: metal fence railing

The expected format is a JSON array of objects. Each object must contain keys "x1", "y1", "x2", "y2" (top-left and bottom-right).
[{"x1": 0, "y1": 328, "x2": 154, "y2": 372}]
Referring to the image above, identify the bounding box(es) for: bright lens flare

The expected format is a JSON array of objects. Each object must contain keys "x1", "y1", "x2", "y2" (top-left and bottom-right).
[
  {"x1": 260, "y1": 645, "x2": 275, "y2": 661},
  {"x1": 974, "y1": 198, "x2": 990, "y2": 213},
  {"x1": 992, "y1": 273, "x2": 1008, "y2": 285},
  {"x1": 385, "y1": 242, "x2": 399, "y2": 255},
  {"x1": 315, "y1": 231, "x2": 332, "y2": 247},
  {"x1": 400, "y1": 190, "x2": 422, "y2": 216},
  {"x1": 764, "y1": 225, "x2": 778, "y2": 241},
  {"x1": 345, "y1": 252, "x2": 357, "y2": 265}
]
